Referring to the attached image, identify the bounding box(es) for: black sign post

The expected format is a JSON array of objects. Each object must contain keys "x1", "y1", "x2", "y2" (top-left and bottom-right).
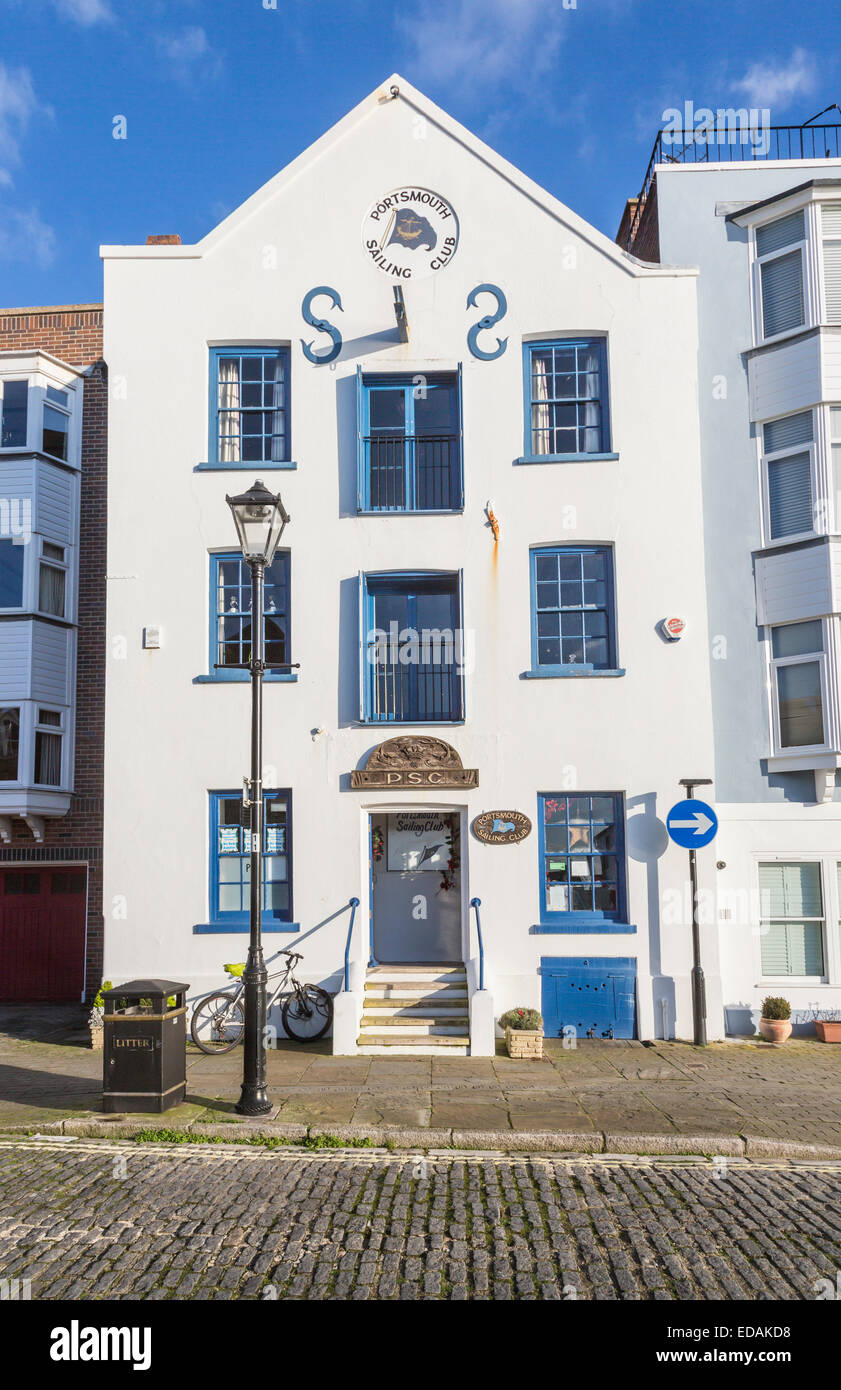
[{"x1": 678, "y1": 777, "x2": 713, "y2": 1047}]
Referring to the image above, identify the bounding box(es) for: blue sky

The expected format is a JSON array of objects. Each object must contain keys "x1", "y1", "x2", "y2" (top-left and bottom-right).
[{"x1": 0, "y1": 0, "x2": 838, "y2": 307}]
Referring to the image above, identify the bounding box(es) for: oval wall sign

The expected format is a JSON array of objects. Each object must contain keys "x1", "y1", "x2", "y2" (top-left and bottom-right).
[
  {"x1": 362, "y1": 187, "x2": 459, "y2": 281},
  {"x1": 471, "y1": 810, "x2": 532, "y2": 845}
]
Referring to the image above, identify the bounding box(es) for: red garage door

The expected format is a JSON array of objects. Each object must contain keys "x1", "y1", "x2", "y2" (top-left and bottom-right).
[{"x1": 0, "y1": 867, "x2": 87, "y2": 1001}]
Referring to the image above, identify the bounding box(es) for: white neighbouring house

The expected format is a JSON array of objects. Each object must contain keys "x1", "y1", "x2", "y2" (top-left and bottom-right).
[
  {"x1": 101, "y1": 75, "x2": 718, "y2": 1054},
  {"x1": 620, "y1": 121, "x2": 841, "y2": 1034}
]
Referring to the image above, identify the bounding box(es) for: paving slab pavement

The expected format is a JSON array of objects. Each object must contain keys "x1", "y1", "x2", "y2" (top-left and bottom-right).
[{"x1": 1, "y1": 1005, "x2": 840, "y2": 1155}]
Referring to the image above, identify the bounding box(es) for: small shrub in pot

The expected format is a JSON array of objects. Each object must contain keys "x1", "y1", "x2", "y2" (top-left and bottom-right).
[{"x1": 759, "y1": 995, "x2": 792, "y2": 1044}]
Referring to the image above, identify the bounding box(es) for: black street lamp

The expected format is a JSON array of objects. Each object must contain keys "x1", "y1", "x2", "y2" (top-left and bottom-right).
[{"x1": 226, "y1": 480, "x2": 290, "y2": 1116}]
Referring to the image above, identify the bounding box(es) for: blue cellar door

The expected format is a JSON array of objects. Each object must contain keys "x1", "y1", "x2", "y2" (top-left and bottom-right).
[{"x1": 540, "y1": 957, "x2": 636, "y2": 1040}]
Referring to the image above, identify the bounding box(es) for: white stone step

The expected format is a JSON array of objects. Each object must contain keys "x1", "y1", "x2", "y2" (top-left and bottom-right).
[
  {"x1": 362, "y1": 1004, "x2": 469, "y2": 1017},
  {"x1": 359, "y1": 1021, "x2": 467, "y2": 1036},
  {"x1": 357, "y1": 1043, "x2": 469, "y2": 1056},
  {"x1": 365, "y1": 995, "x2": 467, "y2": 1008},
  {"x1": 367, "y1": 970, "x2": 466, "y2": 985}
]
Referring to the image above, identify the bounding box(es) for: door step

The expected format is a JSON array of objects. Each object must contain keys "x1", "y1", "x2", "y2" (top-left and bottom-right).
[{"x1": 355, "y1": 963, "x2": 471, "y2": 1056}]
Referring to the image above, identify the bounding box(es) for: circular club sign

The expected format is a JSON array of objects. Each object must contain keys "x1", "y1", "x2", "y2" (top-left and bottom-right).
[{"x1": 363, "y1": 187, "x2": 459, "y2": 281}]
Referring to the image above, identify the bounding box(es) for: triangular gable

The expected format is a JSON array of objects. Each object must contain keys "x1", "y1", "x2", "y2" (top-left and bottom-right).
[{"x1": 101, "y1": 73, "x2": 694, "y2": 279}]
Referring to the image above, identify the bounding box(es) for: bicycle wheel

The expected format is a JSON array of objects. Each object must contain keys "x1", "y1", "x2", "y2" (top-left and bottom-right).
[
  {"x1": 190, "y1": 992, "x2": 245, "y2": 1054},
  {"x1": 281, "y1": 984, "x2": 333, "y2": 1042}
]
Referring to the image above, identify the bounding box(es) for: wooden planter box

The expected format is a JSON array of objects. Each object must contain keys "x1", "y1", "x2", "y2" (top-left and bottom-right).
[
  {"x1": 815, "y1": 1021, "x2": 841, "y2": 1043},
  {"x1": 505, "y1": 1027, "x2": 543, "y2": 1060},
  {"x1": 89, "y1": 1024, "x2": 103, "y2": 1050}
]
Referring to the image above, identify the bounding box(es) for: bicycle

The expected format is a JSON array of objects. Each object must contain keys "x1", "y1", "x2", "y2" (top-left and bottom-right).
[{"x1": 190, "y1": 949, "x2": 333, "y2": 1053}]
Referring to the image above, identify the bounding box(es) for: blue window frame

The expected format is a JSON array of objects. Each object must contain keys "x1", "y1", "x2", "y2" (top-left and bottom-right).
[
  {"x1": 357, "y1": 369, "x2": 463, "y2": 511},
  {"x1": 523, "y1": 338, "x2": 610, "y2": 459},
  {"x1": 530, "y1": 546, "x2": 616, "y2": 674},
  {"x1": 538, "y1": 793, "x2": 626, "y2": 927},
  {"x1": 361, "y1": 571, "x2": 464, "y2": 722},
  {"x1": 206, "y1": 551, "x2": 291, "y2": 681},
  {"x1": 209, "y1": 790, "x2": 292, "y2": 927},
  {"x1": 209, "y1": 347, "x2": 290, "y2": 467}
]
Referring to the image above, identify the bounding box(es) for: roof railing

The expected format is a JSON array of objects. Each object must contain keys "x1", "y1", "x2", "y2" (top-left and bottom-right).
[{"x1": 624, "y1": 120, "x2": 841, "y2": 251}]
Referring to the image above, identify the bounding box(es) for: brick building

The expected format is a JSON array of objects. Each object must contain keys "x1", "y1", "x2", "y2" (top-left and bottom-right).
[{"x1": 0, "y1": 304, "x2": 105, "y2": 1001}]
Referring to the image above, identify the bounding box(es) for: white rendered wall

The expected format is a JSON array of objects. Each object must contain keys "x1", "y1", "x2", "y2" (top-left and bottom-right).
[{"x1": 102, "y1": 78, "x2": 716, "y2": 1039}]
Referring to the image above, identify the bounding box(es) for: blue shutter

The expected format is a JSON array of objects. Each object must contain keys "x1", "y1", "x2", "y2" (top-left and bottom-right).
[
  {"x1": 457, "y1": 566, "x2": 465, "y2": 719},
  {"x1": 822, "y1": 205, "x2": 841, "y2": 325},
  {"x1": 763, "y1": 411, "x2": 812, "y2": 453},
  {"x1": 756, "y1": 211, "x2": 805, "y2": 257},
  {"x1": 356, "y1": 365, "x2": 364, "y2": 511},
  {"x1": 768, "y1": 452, "x2": 813, "y2": 537},
  {"x1": 761, "y1": 250, "x2": 804, "y2": 337},
  {"x1": 358, "y1": 570, "x2": 367, "y2": 720},
  {"x1": 823, "y1": 237, "x2": 841, "y2": 324},
  {"x1": 456, "y1": 361, "x2": 464, "y2": 509},
  {"x1": 759, "y1": 862, "x2": 822, "y2": 918},
  {"x1": 759, "y1": 862, "x2": 824, "y2": 976},
  {"x1": 761, "y1": 922, "x2": 824, "y2": 975}
]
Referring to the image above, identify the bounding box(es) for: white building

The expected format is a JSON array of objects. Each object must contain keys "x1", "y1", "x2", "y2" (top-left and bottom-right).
[
  {"x1": 621, "y1": 117, "x2": 841, "y2": 1033},
  {"x1": 102, "y1": 76, "x2": 718, "y2": 1054}
]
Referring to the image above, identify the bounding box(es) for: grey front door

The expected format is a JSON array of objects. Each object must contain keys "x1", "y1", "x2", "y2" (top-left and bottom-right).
[{"x1": 371, "y1": 811, "x2": 461, "y2": 962}]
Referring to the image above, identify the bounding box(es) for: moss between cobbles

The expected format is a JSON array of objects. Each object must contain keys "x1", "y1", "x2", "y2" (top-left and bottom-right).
[{"x1": 131, "y1": 1128, "x2": 376, "y2": 1150}]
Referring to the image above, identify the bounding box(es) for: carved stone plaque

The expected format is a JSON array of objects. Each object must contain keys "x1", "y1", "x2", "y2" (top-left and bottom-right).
[
  {"x1": 350, "y1": 736, "x2": 478, "y2": 789},
  {"x1": 471, "y1": 810, "x2": 531, "y2": 844}
]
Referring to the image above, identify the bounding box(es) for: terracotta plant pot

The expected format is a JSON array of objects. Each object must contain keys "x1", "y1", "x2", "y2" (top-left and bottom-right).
[
  {"x1": 815, "y1": 1021, "x2": 841, "y2": 1043},
  {"x1": 505, "y1": 1026, "x2": 543, "y2": 1060},
  {"x1": 759, "y1": 1018, "x2": 792, "y2": 1043}
]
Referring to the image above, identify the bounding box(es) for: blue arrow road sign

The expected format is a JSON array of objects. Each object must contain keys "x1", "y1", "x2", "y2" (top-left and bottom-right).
[{"x1": 666, "y1": 798, "x2": 718, "y2": 849}]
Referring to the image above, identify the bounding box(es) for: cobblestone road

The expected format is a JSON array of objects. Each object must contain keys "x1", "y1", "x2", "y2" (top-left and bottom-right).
[{"x1": 2, "y1": 1142, "x2": 841, "y2": 1301}]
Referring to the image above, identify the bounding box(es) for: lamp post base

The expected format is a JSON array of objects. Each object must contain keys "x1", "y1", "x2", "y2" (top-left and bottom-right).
[
  {"x1": 691, "y1": 964, "x2": 707, "y2": 1048},
  {"x1": 235, "y1": 1086, "x2": 272, "y2": 1117}
]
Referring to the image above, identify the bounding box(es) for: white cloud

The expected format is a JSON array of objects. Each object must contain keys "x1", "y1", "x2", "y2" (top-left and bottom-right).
[
  {"x1": 0, "y1": 206, "x2": 56, "y2": 268},
  {"x1": 398, "y1": 0, "x2": 568, "y2": 98},
  {"x1": 156, "y1": 26, "x2": 223, "y2": 82},
  {"x1": 0, "y1": 63, "x2": 52, "y2": 182},
  {"x1": 52, "y1": 0, "x2": 114, "y2": 23},
  {"x1": 733, "y1": 48, "x2": 816, "y2": 111}
]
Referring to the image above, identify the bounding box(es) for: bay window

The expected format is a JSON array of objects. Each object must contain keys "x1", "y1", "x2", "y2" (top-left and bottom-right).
[
  {"x1": 0, "y1": 708, "x2": 20, "y2": 781},
  {"x1": 756, "y1": 211, "x2": 806, "y2": 339},
  {"x1": 771, "y1": 621, "x2": 825, "y2": 749},
  {"x1": 39, "y1": 542, "x2": 67, "y2": 618},
  {"x1": 42, "y1": 387, "x2": 69, "y2": 460},
  {"x1": 822, "y1": 203, "x2": 841, "y2": 324},
  {"x1": 34, "y1": 709, "x2": 63, "y2": 786},
  {"x1": 1, "y1": 380, "x2": 27, "y2": 448},
  {"x1": 0, "y1": 540, "x2": 24, "y2": 609},
  {"x1": 762, "y1": 410, "x2": 814, "y2": 541}
]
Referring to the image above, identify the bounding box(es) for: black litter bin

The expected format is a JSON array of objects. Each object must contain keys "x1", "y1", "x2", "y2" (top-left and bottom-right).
[{"x1": 102, "y1": 979, "x2": 189, "y2": 1113}]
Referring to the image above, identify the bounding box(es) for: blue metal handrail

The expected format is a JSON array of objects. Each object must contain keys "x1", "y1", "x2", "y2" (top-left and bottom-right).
[
  {"x1": 343, "y1": 897, "x2": 361, "y2": 992},
  {"x1": 469, "y1": 897, "x2": 485, "y2": 991}
]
